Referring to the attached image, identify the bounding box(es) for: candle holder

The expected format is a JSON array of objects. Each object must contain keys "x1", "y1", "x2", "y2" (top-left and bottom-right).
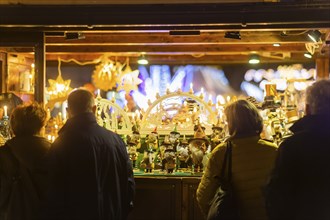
[{"x1": 0, "y1": 115, "x2": 11, "y2": 142}]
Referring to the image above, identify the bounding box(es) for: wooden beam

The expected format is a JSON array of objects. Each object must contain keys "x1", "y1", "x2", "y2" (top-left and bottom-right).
[
  {"x1": 45, "y1": 31, "x2": 313, "y2": 45},
  {"x1": 0, "y1": 2, "x2": 329, "y2": 30},
  {"x1": 45, "y1": 44, "x2": 308, "y2": 53},
  {"x1": 46, "y1": 53, "x2": 310, "y2": 64}
]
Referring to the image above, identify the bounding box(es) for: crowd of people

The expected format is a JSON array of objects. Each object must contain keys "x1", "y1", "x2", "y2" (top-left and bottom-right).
[
  {"x1": 197, "y1": 79, "x2": 330, "y2": 220},
  {"x1": 0, "y1": 89, "x2": 135, "y2": 220},
  {"x1": 0, "y1": 79, "x2": 329, "y2": 220}
]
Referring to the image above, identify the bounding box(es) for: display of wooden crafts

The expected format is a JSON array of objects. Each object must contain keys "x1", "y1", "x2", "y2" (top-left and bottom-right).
[
  {"x1": 127, "y1": 140, "x2": 139, "y2": 168},
  {"x1": 169, "y1": 125, "x2": 181, "y2": 150},
  {"x1": 145, "y1": 127, "x2": 159, "y2": 152},
  {"x1": 139, "y1": 90, "x2": 217, "y2": 136},
  {"x1": 188, "y1": 123, "x2": 209, "y2": 173},
  {"x1": 126, "y1": 126, "x2": 141, "y2": 168},
  {"x1": 160, "y1": 135, "x2": 176, "y2": 173},
  {"x1": 176, "y1": 135, "x2": 191, "y2": 169},
  {"x1": 91, "y1": 82, "x2": 306, "y2": 175},
  {"x1": 209, "y1": 118, "x2": 225, "y2": 151},
  {"x1": 140, "y1": 149, "x2": 155, "y2": 173}
]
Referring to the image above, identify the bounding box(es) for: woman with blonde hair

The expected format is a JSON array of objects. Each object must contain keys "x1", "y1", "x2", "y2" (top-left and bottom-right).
[
  {"x1": 0, "y1": 102, "x2": 50, "y2": 220},
  {"x1": 197, "y1": 99, "x2": 277, "y2": 220}
]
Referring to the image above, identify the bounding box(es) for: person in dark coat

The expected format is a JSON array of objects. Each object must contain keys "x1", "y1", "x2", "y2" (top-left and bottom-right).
[
  {"x1": 42, "y1": 89, "x2": 135, "y2": 220},
  {"x1": 265, "y1": 79, "x2": 330, "y2": 220},
  {"x1": 0, "y1": 102, "x2": 50, "y2": 220}
]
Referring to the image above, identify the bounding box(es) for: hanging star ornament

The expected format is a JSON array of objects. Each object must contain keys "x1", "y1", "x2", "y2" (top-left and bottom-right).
[
  {"x1": 92, "y1": 56, "x2": 123, "y2": 91},
  {"x1": 116, "y1": 58, "x2": 141, "y2": 93},
  {"x1": 47, "y1": 74, "x2": 72, "y2": 101},
  {"x1": 117, "y1": 68, "x2": 142, "y2": 93}
]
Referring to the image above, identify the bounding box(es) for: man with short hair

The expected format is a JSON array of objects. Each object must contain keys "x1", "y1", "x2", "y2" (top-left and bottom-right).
[
  {"x1": 43, "y1": 89, "x2": 135, "y2": 220},
  {"x1": 266, "y1": 79, "x2": 330, "y2": 220}
]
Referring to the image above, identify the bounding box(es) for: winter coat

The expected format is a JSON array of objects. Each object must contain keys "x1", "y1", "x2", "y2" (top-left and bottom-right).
[
  {"x1": 42, "y1": 112, "x2": 135, "y2": 220},
  {"x1": 265, "y1": 114, "x2": 330, "y2": 220},
  {"x1": 0, "y1": 136, "x2": 50, "y2": 220},
  {"x1": 197, "y1": 135, "x2": 277, "y2": 220}
]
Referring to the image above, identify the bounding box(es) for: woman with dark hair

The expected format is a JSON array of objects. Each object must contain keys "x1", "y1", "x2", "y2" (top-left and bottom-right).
[
  {"x1": 0, "y1": 102, "x2": 50, "y2": 220},
  {"x1": 196, "y1": 99, "x2": 277, "y2": 220}
]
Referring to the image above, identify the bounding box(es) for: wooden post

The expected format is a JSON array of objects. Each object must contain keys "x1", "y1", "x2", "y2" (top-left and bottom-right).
[
  {"x1": 0, "y1": 52, "x2": 7, "y2": 93},
  {"x1": 34, "y1": 33, "x2": 46, "y2": 104},
  {"x1": 316, "y1": 57, "x2": 330, "y2": 80}
]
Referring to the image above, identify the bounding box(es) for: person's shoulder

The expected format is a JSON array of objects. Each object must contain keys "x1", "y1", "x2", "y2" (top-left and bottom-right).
[
  {"x1": 97, "y1": 127, "x2": 125, "y2": 144},
  {"x1": 210, "y1": 142, "x2": 227, "y2": 157},
  {"x1": 279, "y1": 131, "x2": 309, "y2": 148},
  {"x1": 0, "y1": 143, "x2": 9, "y2": 154},
  {"x1": 258, "y1": 138, "x2": 278, "y2": 149},
  {"x1": 0, "y1": 143, "x2": 12, "y2": 162},
  {"x1": 274, "y1": 132, "x2": 312, "y2": 157}
]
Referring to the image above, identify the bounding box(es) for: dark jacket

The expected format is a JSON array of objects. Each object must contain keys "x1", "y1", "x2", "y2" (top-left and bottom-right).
[
  {"x1": 265, "y1": 114, "x2": 330, "y2": 220},
  {"x1": 42, "y1": 112, "x2": 135, "y2": 220},
  {"x1": 0, "y1": 136, "x2": 50, "y2": 220}
]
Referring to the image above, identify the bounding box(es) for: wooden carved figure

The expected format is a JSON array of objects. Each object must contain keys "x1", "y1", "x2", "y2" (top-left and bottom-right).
[
  {"x1": 140, "y1": 149, "x2": 155, "y2": 173},
  {"x1": 176, "y1": 135, "x2": 190, "y2": 169},
  {"x1": 188, "y1": 124, "x2": 209, "y2": 173},
  {"x1": 160, "y1": 135, "x2": 176, "y2": 173}
]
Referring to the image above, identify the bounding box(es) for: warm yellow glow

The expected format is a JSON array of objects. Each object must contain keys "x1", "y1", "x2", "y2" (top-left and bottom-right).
[
  {"x1": 217, "y1": 95, "x2": 226, "y2": 105},
  {"x1": 47, "y1": 74, "x2": 72, "y2": 101},
  {"x1": 3, "y1": 105, "x2": 7, "y2": 117},
  {"x1": 47, "y1": 58, "x2": 72, "y2": 102}
]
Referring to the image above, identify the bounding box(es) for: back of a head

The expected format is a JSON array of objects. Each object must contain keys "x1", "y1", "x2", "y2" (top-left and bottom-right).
[
  {"x1": 224, "y1": 99, "x2": 263, "y2": 137},
  {"x1": 10, "y1": 102, "x2": 48, "y2": 136},
  {"x1": 306, "y1": 79, "x2": 330, "y2": 115},
  {"x1": 68, "y1": 89, "x2": 95, "y2": 116}
]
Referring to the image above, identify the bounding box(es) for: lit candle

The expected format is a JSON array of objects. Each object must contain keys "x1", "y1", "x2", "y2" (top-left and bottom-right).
[
  {"x1": 97, "y1": 89, "x2": 101, "y2": 97},
  {"x1": 135, "y1": 109, "x2": 140, "y2": 121},
  {"x1": 226, "y1": 96, "x2": 231, "y2": 103},
  {"x1": 166, "y1": 84, "x2": 170, "y2": 94},
  {"x1": 111, "y1": 92, "x2": 115, "y2": 102},
  {"x1": 3, "y1": 105, "x2": 7, "y2": 117},
  {"x1": 217, "y1": 95, "x2": 226, "y2": 105},
  {"x1": 189, "y1": 83, "x2": 194, "y2": 93},
  {"x1": 200, "y1": 87, "x2": 204, "y2": 99},
  {"x1": 208, "y1": 94, "x2": 213, "y2": 106},
  {"x1": 219, "y1": 109, "x2": 223, "y2": 120}
]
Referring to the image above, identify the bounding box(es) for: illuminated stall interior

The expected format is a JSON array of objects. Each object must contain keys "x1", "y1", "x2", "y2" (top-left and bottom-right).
[
  {"x1": 0, "y1": 1, "x2": 329, "y2": 141},
  {"x1": 0, "y1": 1, "x2": 330, "y2": 220}
]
